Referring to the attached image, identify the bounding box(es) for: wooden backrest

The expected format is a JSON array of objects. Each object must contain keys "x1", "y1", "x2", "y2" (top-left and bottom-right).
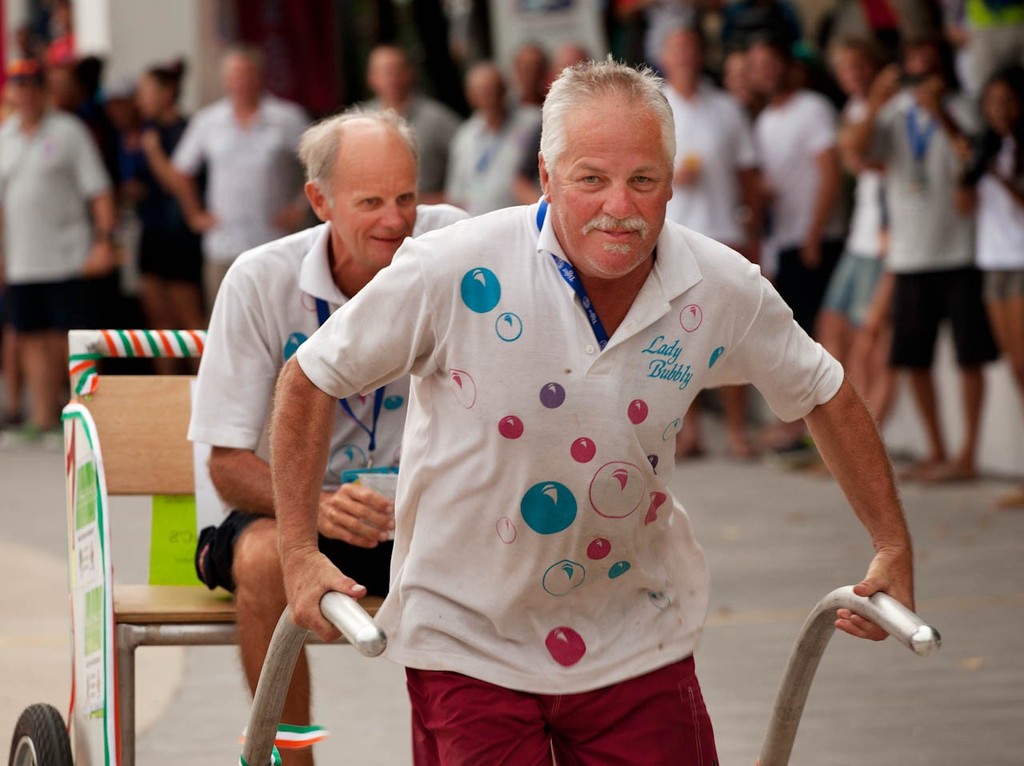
[{"x1": 75, "y1": 375, "x2": 195, "y2": 495}]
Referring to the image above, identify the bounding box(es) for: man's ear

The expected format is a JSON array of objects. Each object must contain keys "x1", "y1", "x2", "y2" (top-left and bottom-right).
[
  {"x1": 538, "y1": 153, "x2": 552, "y2": 202},
  {"x1": 305, "y1": 181, "x2": 330, "y2": 223}
]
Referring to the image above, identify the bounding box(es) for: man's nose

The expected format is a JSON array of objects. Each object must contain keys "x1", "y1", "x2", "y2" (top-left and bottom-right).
[{"x1": 602, "y1": 181, "x2": 637, "y2": 220}]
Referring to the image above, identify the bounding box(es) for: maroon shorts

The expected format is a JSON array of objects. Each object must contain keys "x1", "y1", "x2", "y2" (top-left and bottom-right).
[{"x1": 406, "y1": 656, "x2": 718, "y2": 766}]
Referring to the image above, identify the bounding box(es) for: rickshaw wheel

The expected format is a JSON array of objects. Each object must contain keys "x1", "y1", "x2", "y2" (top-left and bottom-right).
[{"x1": 8, "y1": 705, "x2": 72, "y2": 766}]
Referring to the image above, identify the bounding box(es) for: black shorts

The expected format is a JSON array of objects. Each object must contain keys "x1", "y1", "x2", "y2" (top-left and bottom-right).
[
  {"x1": 5, "y1": 279, "x2": 89, "y2": 332},
  {"x1": 890, "y1": 268, "x2": 999, "y2": 369},
  {"x1": 195, "y1": 510, "x2": 392, "y2": 597},
  {"x1": 138, "y1": 226, "x2": 203, "y2": 284},
  {"x1": 775, "y1": 239, "x2": 844, "y2": 336}
]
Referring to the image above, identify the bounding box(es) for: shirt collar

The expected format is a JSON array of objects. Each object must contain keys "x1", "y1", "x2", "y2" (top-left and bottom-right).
[
  {"x1": 298, "y1": 223, "x2": 351, "y2": 307},
  {"x1": 533, "y1": 200, "x2": 703, "y2": 303}
]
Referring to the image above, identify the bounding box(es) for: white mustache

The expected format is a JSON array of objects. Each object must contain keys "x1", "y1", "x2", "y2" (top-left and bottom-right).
[{"x1": 581, "y1": 214, "x2": 649, "y2": 238}]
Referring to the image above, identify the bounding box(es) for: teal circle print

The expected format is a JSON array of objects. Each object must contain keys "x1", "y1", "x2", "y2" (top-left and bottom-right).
[
  {"x1": 461, "y1": 267, "x2": 502, "y2": 313},
  {"x1": 521, "y1": 481, "x2": 577, "y2": 535},
  {"x1": 283, "y1": 332, "x2": 308, "y2": 361}
]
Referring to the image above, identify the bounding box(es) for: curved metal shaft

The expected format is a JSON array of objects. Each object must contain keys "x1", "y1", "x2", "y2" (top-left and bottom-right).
[
  {"x1": 241, "y1": 595, "x2": 386, "y2": 766},
  {"x1": 757, "y1": 586, "x2": 941, "y2": 766}
]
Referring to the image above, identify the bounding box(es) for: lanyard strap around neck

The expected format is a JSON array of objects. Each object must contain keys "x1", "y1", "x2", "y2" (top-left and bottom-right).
[
  {"x1": 906, "y1": 108, "x2": 938, "y2": 163},
  {"x1": 314, "y1": 297, "x2": 385, "y2": 456},
  {"x1": 535, "y1": 201, "x2": 610, "y2": 350}
]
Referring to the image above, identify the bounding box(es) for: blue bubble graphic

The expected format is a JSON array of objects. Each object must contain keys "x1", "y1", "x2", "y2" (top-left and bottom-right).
[
  {"x1": 495, "y1": 311, "x2": 523, "y2": 342},
  {"x1": 383, "y1": 395, "x2": 405, "y2": 410},
  {"x1": 608, "y1": 561, "x2": 631, "y2": 579},
  {"x1": 460, "y1": 267, "x2": 502, "y2": 313},
  {"x1": 521, "y1": 481, "x2": 577, "y2": 535},
  {"x1": 709, "y1": 346, "x2": 725, "y2": 368},
  {"x1": 282, "y1": 332, "x2": 308, "y2": 361}
]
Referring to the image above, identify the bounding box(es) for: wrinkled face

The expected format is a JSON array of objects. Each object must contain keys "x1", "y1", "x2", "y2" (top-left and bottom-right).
[
  {"x1": 367, "y1": 48, "x2": 414, "y2": 105},
  {"x1": 311, "y1": 123, "x2": 419, "y2": 284},
  {"x1": 660, "y1": 29, "x2": 703, "y2": 79},
  {"x1": 540, "y1": 96, "x2": 671, "y2": 282},
  {"x1": 746, "y1": 43, "x2": 788, "y2": 97},
  {"x1": 831, "y1": 46, "x2": 875, "y2": 98},
  {"x1": 983, "y1": 80, "x2": 1021, "y2": 137},
  {"x1": 222, "y1": 54, "x2": 262, "y2": 105}
]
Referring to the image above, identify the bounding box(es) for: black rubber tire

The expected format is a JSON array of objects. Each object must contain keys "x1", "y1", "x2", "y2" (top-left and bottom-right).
[{"x1": 8, "y1": 704, "x2": 73, "y2": 766}]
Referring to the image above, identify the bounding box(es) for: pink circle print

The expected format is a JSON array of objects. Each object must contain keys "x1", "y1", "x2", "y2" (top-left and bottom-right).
[
  {"x1": 589, "y1": 461, "x2": 647, "y2": 519},
  {"x1": 680, "y1": 304, "x2": 703, "y2": 332}
]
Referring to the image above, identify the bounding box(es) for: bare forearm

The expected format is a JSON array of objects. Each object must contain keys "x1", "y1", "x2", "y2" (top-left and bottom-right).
[
  {"x1": 90, "y1": 192, "x2": 116, "y2": 234},
  {"x1": 809, "y1": 150, "x2": 840, "y2": 241},
  {"x1": 208, "y1": 447, "x2": 275, "y2": 515},
  {"x1": 805, "y1": 379, "x2": 911, "y2": 554},
  {"x1": 271, "y1": 359, "x2": 337, "y2": 558}
]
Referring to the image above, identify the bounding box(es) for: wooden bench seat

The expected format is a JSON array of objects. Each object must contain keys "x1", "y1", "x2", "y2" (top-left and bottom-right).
[{"x1": 113, "y1": 584, "x2": 382, "y2": 626}]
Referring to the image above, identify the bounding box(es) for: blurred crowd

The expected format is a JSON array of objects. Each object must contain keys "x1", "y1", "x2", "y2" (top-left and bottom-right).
[{"x1": 0, "y1": 0, "x2": 1022, "y2": 504}]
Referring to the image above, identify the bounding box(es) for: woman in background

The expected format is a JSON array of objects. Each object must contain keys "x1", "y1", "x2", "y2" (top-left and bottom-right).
[{"x1": 131, "y1": 59, "x2": 205, "y2": 368}]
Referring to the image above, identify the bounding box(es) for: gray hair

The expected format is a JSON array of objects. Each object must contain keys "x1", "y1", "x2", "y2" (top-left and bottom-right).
[
  {"x1": 540, "y1": 59, "x2": 675, "y2": 175},
  {"x1": 297, "y1": 108, "x2": 419, "y2": 199}
]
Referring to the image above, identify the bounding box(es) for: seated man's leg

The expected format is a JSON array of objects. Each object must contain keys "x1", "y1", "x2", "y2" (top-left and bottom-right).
[
  {"x1": 231, "y1": 516, "x2": 315, "y2": 766},
  {"x1": 548, "y1": 657, "x2": 718, "y2": 766},
  {"x1": 405, "y1": 669, "x2": 554, "y2": 766}
]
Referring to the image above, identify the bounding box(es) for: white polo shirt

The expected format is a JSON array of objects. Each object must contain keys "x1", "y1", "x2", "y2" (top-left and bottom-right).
[
  {"x1": 188, "y1": 204, "x2": 468, "y2": 486},
  {"x1": 297, "y1": 202, "x2": 843, "y2": 694},
  {"x1": 446, "y1": 107, "x2": 541, "y2": 215},
  {"x1": 664, "y1": 81, "x2": 757, "y2": 245},
  {"x1": 172, "y1": 95, "x2": 309, "y2": 263},
  {"x1": 755, "y1": 90, "x2": 844, "y2": 253},
  {"x1": 0, "y1": 110, "x2": 111, "y2": 284}
]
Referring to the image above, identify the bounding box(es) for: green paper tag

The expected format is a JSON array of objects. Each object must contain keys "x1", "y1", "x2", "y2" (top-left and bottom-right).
[{"x1": 149, "y1": 495, "x2": 200, "y2": 585}]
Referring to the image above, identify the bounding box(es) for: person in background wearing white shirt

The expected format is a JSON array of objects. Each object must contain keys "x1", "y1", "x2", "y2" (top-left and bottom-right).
[
  {"x1": 446, "y1": 62, "x2": 542, "y2": 216},
  {"x1": 818, "y1": 38, "x2": 897, "y2": 426},
  {"x1": 960, "y1": 66, "x2": 1024, "y2": 506},
  {"x1": 166, "y1": 46, "x2": 310, "y2": 314},
  {"x1": 188, "y1": 109, "x2": 466, "y2": 766},
  {"x1": 749, "y1": 36, "x2": 845, "y2": 452},
  {"x1": 848, "y1": 35, "x2": 998, "y2": 483},
  {"x1": 660, "y1": 25, "x2": 762, "y2": 459},
  {"x1": 0, "y1": 59, "x2": 115, "y2": 442},
  {"x1": 271, "y1": 60, "x2": 913, "y2": 765},
  {"x1": 749, "y1": 36, "x2": 845, "y2": 332}
]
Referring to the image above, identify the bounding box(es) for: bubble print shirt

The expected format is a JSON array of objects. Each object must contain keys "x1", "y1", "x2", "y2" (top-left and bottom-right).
[{"x1": 297, "y1": 202, "x2": 843, "y2": 694}]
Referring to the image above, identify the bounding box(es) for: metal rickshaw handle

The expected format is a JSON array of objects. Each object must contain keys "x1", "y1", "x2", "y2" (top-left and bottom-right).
[
  {"x1": 240, "y1": 593, "x2": 387, "y2": 766},
  {"x1": 757, "y1": 585, "x2": 941, "y2": 766}
]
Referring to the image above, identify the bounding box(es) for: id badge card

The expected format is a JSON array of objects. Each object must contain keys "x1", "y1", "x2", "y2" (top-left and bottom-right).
[{"x1": 341, "y1": 467, "x2": 399, "y2": 540}]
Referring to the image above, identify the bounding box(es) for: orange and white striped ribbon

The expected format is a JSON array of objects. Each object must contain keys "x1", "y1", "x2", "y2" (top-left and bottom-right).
[{"x1": 67, "y1": 329, "x2": 207, "y2": 395}]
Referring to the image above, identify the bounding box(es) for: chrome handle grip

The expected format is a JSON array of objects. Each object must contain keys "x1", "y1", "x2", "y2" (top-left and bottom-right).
[{"x1": 320, "y1": 591, "x2": 387, "y2": 657}]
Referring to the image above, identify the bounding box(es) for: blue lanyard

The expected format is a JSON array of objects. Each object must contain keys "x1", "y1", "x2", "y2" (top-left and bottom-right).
[
  {"x1": 314, "y1": 297, "x2": 386, "y2": 456},
  {"x1": 905, "y1": 108, "x2": 937, "y2": 163},
  {"x1": 535, "y1": 200, "x2": 610, "y2": 350}
]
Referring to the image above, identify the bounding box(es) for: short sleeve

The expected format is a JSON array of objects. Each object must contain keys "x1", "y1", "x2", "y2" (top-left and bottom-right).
[
  {"x1": 712, "y1": 275, "x2": 844, "y2": 422},
  {"x1": 297, "y1": 238, "x2": 440, "y2": 399},
  {"x1": 187, "y1": 261, "x2": 280, "y2": 449},
  {"x1": 803, "y1": 95, "x2": 838, "y2": 156},
  {"x1": 70, "y1": 120, "x2": 112, "y2": 198}
]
